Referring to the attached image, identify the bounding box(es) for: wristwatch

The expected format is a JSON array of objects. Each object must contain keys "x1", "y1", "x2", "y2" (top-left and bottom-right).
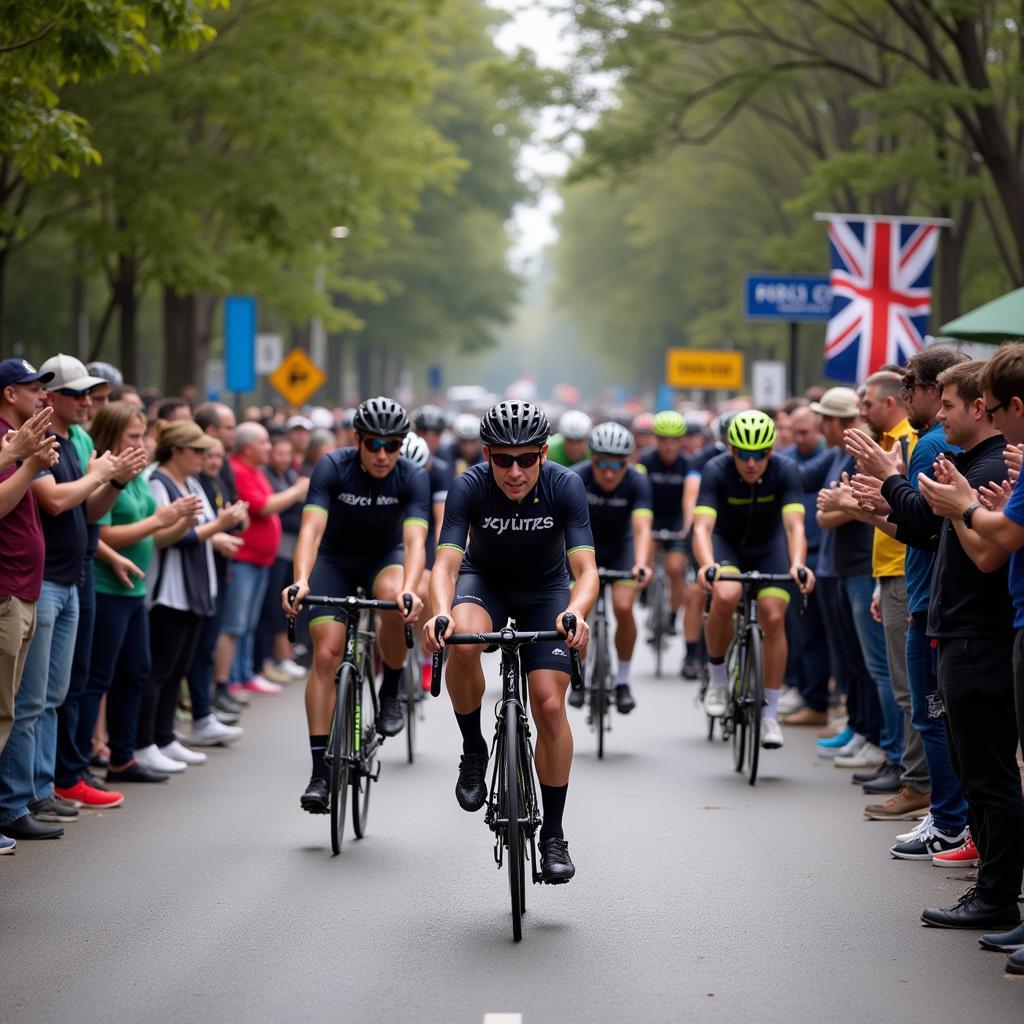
[
  {"x1": 111, "y1": 479, "x2": 127, "y2": 491},
  {"x1": 962, "y1": 502, "x2": 981, "y2": 528}
]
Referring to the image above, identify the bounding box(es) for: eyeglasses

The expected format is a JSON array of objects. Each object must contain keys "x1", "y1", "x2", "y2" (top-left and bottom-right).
[
  {"x1": 735, "y1": 448, "x2": 771, "y2": 462},
  {"x1": 489, "y1": 450, "x2": 542, "y2": 469},
  {"x1": 56, "y1": 387, "x2": 90, "y2": 398},
  {"x1": 594, "y1": 458, "x2": 625, "y2": 471},
  {"x1": 900, "y1": 377, "x2": 936, "y2": 396},
  {"x1": 362, "y1": 437, "x2": 403, "y2": 454},
  {"x1": 985, "y1": 401, "x2": 1005, "y2": 417}
]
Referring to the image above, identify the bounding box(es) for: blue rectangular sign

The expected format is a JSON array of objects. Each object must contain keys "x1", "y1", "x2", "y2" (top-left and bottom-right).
[
  {"x1": 225, "y1": 295, "x2": 256, "y2": 393},
  {"x1": 744, "y1": 274, "x2": 832, "y2": 321}
]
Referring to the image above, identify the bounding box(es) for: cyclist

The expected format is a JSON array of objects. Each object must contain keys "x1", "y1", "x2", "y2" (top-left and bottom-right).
[
  {"x1": 693, "y1": 410, "x2": 815, "y2": 750},
  {"x1": 413, "y1": 404, "x2": 449, "y2": 457},
  {"x1": 424, "y1": 400, "x2": 598, "y2": 884},
  {"x1": 631, "y1": 412, "x2": 655, "y2": 462},
  {"x1": 638, "y1": 410, "x2": 690, "y2": 636},
  {"x1": 547, "y1": 410, "x2": 593, "y2": 467},
  {"x1": 442, "y1": 413, "x2": 484, "y2": 474},
  {"x1": 569, "y1": 421, "x2": 652, "y2": 713},
  {"x1": 284, "y1": 397, "x2": 430, "y2": 814}
]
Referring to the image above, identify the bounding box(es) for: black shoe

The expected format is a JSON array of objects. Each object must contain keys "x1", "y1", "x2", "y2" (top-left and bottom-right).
[
  {"x1": 3, "y1": 814, "x2": 63, "y2": 840},
  {"x1": 455, "y1": 752, "x2": 489, "y2": 812},
  {"x1": 28, "y1": 796, "x2": 79, "y2": 823},
  {"x1": 213, "y1": 707, "x2": 241, "y2": 727},
  {"x1": 568, "y1": 687, "x2": 585, "y2": 709},
  {"x1": 1008, "y1": 948, "x2": 1024, "y2": 975},
  {"x1": 82, "y1": 769, "x2": 109, "y2": 791},
  {"x1": 615, "y1": 684, "x2": 636, "y2": 714},
  {"x1": 980, "y1": 921, "x2": 1024, "y2": 952},
  {"x1": 300, "y1": 776, "x2": 330, "y2": 815},
  {"x1": 88, "y1": 754, "x2": 109, "y2": 769},
  {"x1": 862, "y1": 765, "x2": 903, "y2": 793},
  {"x1": 213, "y1": 692, "x2": 245, "y2": 716},
  {"x1": 852, "y1": 762, "x2": 891, "y2": 784},
  {"x1": 681, "y1": 654, "x2": 702, "y2": 680},
  {"x1": 665, "y1": 620, "x2": 678, "y2": 637},
  {"x1": 106, "y1": 761, "x2": 169, "y2": 784},
  {"x1": 539, "y1": 836, "x2": 575, "y2": 884},
  {"x1": 921, "y1": 887, "x2": 1021, "y2": 930},
  {"x1": 376, "y1": 696, "x2": 405, "y2": 737}
]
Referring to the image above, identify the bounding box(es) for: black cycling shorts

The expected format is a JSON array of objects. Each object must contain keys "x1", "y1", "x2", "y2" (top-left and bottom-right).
[
  {"x1": 653, "y1": 516, "x2": 686, "y2": 553},
  {"x1": 712, "y1": 532, "x2": 792, "y2": 602},
  {"x1": 452, "y1": 573, "x2": 572, "y2": 675},
  {"x1": 593, "y1": 540, "x2": 633, "y2": 577},
  {"x1": 308, "y1": 548, "x2": 404, "y2": 626}
]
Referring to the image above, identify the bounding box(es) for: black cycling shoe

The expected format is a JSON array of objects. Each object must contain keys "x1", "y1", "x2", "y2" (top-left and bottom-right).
[
  {"x1": 455, "y1": 752, "x2": 489, "y2": 811},
  {"x1": 300, "y1": 776, "x2": 330, "y2": 814},
  {"x1": 539, "y1": 836, "x2": 575, "y2": 884},
  {"x1": 568, "y1": 687, "x2": 585, "y2": 709},
  {"x1": 615, "y1": 684, "x2": 636, "y2": 714},
  {"x1": 376, "y1": 696, "x2": 405, "y2": 737},
  {"x1": 681, "y1": 653, "x2": 702, "y2": 680}
]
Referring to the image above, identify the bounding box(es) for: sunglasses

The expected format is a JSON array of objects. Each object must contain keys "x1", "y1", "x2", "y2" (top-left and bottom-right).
[
  {"x1": 362, "y1": 437, "x2": 403, "y2": 454},
  {"x1": 985, "y1": 401, "x2": 1005, "y2": 417},
  {"x1": 56, "y1": 387, "x2": 91, "y2": 398},
  {"x1": 489, "y1": 450, "x2": 542, "y2": 469},
  {"x1": 594, "y1": 458, "x2": 625, "y2": 471},
  {"x1": 735, "y1": 448, "x2": 771, "y2": 462}
]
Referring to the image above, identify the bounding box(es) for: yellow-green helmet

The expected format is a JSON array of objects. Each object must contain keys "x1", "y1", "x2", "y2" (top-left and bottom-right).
[
  {"x1": 652, "y1": 410, "x2": 686, "y2": 438},
  {"x1": 727, "y1": 410, "x2": 776, "y2": 450}
]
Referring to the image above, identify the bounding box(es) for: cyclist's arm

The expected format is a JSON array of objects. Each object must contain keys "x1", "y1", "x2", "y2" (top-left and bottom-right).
[
  {"x1": 430, "y1": 471, "x2": 473, "y2": 617},
  {"x1": 429, "y1": 545, "x2": 463, "y2": 618},
  {"x1": 682, "y1": 473, "x2": 701, "y2": 534},
  {"x1": 691, "y1": 512, "x2": 715, "y2": 570},
  {"x1": 292, "y1": 507, "x2": 327, "y2": 588},
  {"x1": 632, "y1": 509, "x2": 653, "y2": 569},
  {"x1": 400, "y1": 519, "x2": 427, "y2": 598},
  {"x1": 566, "y1": 546, "x2": 599, "y2": 621},
  {"x1": 782, "y1": 506, "x2": 808, "y2": 567}
]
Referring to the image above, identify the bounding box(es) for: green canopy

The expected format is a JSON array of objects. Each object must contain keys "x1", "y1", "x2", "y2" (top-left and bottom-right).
[{"x1": 940, "y1": 287, "x2": 1024, "y2": 343}]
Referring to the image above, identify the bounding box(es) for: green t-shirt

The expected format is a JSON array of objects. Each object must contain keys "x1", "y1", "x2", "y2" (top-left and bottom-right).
[
  {"x1": 69, "y1": 423, "x2": 94, "y2": 469},
  {"x1": 546, "y1": 434, "x2": 569, "y2": 466},
  {"x1": 94, "y1": 474, "x2": 156, "y2": 598}
]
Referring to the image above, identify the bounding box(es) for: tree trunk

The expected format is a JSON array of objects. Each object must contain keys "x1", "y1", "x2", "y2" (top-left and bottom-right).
[
  {"x1": 356, "y1": 343, "x2": 371, "y2": 401},
  {"x1": 0, "y1": 247, "x2": 8, "y2": 357},
  {"x1": 115, "y1": 253, "x2": 139, "y2": 385},
  {"x1": 192, "y1": 292, "x2": 218, "y2": 398},
  {"x1": 163, "y1": 287, "x2": 189, "y2": 394}
]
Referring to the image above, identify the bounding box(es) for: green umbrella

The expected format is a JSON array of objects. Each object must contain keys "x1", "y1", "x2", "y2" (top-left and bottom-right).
[{"x1": 940, "y1": 287, "x2": 1024, "y2": 342}]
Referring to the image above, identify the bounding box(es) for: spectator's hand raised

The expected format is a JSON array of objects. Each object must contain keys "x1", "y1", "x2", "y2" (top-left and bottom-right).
[
  {"x1": 212, "y1": 532, "x2": 244, "y2": 558},
  {"x1": 111, "y1": 446, "x2": 148, "y2": 484},
  {"x1": 86, "y1": 449, "x2": 119, "y2": 483},
  {"x1": 25, "y1": 437, "x2": 60, "y2": 474},
  {"x1": 843, "y1": 428, "x2": 903, "y2": 479},
  {"x1": 979, "y1": 479, "x2": 1013, "y2": 513},
  {"x1": 109, "y1": 552, "x2": 145, "y2": 589},
  {"x1": 155, "y1": 496, "x2": 198, "y2": 528},
  {"x1": 850, "y1": 473, "x2": 891, "y2": 514},
  {"x1": 918, "y1": 457, "x2": 976, "y2": 519},
  {"x1": 217, "y1": 500, "x2": 248, "y2": 529},
  {"x1": 0, "y1": 407, "x2": 53, "y2": 465},
  {"x1": 1004, "y1": 443, "x2": 1022, "y2": 484}
]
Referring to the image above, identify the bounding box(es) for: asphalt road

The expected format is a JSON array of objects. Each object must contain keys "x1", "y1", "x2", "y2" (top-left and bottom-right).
[{"x1": 2, "y1": 638, "x2": 1022, "y2": 1024}]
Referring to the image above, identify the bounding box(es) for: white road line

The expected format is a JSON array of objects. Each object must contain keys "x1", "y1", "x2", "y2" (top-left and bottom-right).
[{"x1": 483, "y1": 1015, "x2": 523, "y2": 1024}]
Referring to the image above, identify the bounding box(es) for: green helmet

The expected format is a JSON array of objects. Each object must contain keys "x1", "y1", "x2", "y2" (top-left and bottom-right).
[
  {"x1": 652, "y1": 410, "x2": 686, "y2": 438},
  {"x1": 727, "y1": 410, "x2": 776, "y2": 450}
]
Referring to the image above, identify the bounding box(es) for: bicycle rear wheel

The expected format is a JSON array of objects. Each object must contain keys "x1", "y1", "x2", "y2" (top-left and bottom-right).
[
  {"x1": 352, "y1": 670, "x2": 377, "y2": 838},
  {"x1": 729, "y1": 643, "x2": 747, "y2": 773},
  {"x1": 504, "y1": 708, "x2": 524, "y2": 942},
  {"x1": 650, "y1": 573, "x2": 666, "y2": 677},
  {"x1": 743, "y1": 626, "x2": 764, "y2": 786},
  {"x1": 404, "y1": 650, "x2": 417, "y2": 765},
  {"x1": 329, "y1": 665, "x2": 354, "y2": 855},
  {"x1": 592, "y1": 618, "x2": 609, "y2": 759}
]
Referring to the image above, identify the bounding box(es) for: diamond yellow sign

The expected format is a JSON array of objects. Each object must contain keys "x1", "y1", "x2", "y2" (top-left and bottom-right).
[
  {"x1": 268, "y1": 348, "x2": 326, "y2": 406},
  {"x1": 666, "y1": 348, "x2": 744, "y2": 390}
]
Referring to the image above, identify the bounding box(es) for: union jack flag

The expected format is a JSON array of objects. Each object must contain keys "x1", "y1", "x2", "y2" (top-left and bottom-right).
[{"x1": 822, "y1": 216, "x2": 941, "y2": 383}]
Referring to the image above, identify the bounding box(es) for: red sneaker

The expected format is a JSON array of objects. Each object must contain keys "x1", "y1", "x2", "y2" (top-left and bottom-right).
[
  {"x1": 421, "y1": 661, "x2": 432, "y2": 693},
  {"x1": 55, "y1": 779, "x2": 125, "y2": 809},
  {"x1": 932, "y1": 832, "x2": 979, "y2": 867}
]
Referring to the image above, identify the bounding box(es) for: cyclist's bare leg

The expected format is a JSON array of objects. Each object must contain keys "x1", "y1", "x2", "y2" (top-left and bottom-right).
[
  {"x1": 704, "y1": 580, "x2": 741, "y2": 658},
  {"x1": 684, "y1": 581, "x2": 704, "y2": 647},
  {"x1": 373, "y1": 566, "x2": 411, "y2": 672},
  {"x1": 757, "y1": 594, "x2": 789, "y2": 717},
  {"x1": 443, "y1": 602, "x2": 492, "y2": 714},
  {"x1": 612, "y1": 583, "x2": 638, "y2": 663},
  {"x1": 528, "y1": 669, "x2": 573, "y2": 786},
  {"x1": 666, "y1": 551, "x2": 686, "y2": 624},
  {"x1": 307, "y1": 619, "x2": 348, "y2": 733}
]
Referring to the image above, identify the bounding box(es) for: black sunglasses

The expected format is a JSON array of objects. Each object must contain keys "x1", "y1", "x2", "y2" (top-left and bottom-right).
[
  {"x1": 362, "y1": 437, "x2": 402, "y2": 454},
  {"x1": 489, "y1": 449, "x2": 542, "y2": 469},
  {"x1": 985, "y1": 401, "x2": 1005, "y2": 417},
  {"x1": 56, "y1": 387, "x2": 91, "y2": 398}
]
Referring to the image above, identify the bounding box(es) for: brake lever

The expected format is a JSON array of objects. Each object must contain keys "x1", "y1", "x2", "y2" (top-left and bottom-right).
[
  {"x1": 286, "y1": 585, "x2": 299, "y2": 643},
  {"x1": 561, "y1": 612, "x2": 584, "y2": 692},
  {"x1": 430, "y1": 615, "x2": 450, "y2": 697},
  {"x1": 402, "y1": 592, "x2": 414, "y2": 649}
]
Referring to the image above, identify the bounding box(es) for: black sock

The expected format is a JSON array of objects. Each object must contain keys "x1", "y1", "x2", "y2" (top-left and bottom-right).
[
  {"x1": 309, "y1": 735, "x2": 329, "y2": 780},
  {"x1": 708, "y1": 654, "x2": 724, "y2": 666},
  {"x1": 379, "y1": 664, "x2": 403, "y2": 702},
  {"x1": 455, "y1": 707, "x2": 488, "y2": 757},
  {"x1": 539, "y1": 783, "x2": 568, "y2": 841},
  {"x1": 215, "y1": 681, "x2": 229, "y2": 697}
]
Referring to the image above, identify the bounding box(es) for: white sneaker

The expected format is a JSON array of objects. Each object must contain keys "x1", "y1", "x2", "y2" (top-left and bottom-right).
[
  {"x1": 834, "y1": 741, "x2": 887, "y2": 769},
  {"x1": 259, "y1": 661, "x2": 293, "y2": 685},
  {"x1": 159, "y1": 740, "x2": 207, "y2": 766},
  {"x1": 834, "y1": 733, "x2": 867, "y2": 759},
  {"x1": 135, "y1": 743, "x2": 187, "y2": 773},
  {"x1": 761, "y1": 716, "x2": 784, "y2": 749},
  {"x1": 896, "y1": 813, "x2": 934, "y2": 843},
  {"x1": 183, "y1": 715, "x2": 244, "y2": 747},
  {"x1": 703, "y1": 686, "x2": 728, "y2": 717},
  {"x1": 277, "y1": 657, "x2": 308, "y2": 680},
  {"x1": 777, "y1": 687, "x2": 804, "y2": 716}
]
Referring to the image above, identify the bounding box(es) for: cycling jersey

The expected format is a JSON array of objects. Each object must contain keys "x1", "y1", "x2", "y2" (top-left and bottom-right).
[
  {"x1": 305, "y1": 448, "x2": 430, "y2": 559},
  {"x1": 425, "y1": 456, "x2": 453, "y2": 569},
  {"x1": 437, "y1": 460, "x2": 594, "y2": 590},
  {"x1": 571, "y1": 462, "x2": 652, "y2": 565},
  {"x1": 638, "y1": 448, "x2": 688, "y2": 525},
  {"x1": 686, "y1": 443, "x2": 723, "y2": 479},
  {"x1": 695, "y1": 452, "x2": 803, "y2": 549}
]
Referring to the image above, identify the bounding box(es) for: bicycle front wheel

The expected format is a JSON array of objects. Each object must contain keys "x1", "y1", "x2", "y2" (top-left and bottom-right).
[
  {"x1": 404, "y1": 651, "x2": 417, "y2": 765},
  {"x1": 504, "y1": 708, "x2": 524, "y2": 942},
  {"x1": 352, "y1": 670, "x2": 377, "y2": 838},
  {"x1": 729, "y1": 642, "x2": 747, "y2": 773},
  {"x1": 743, "y1": 626, "x2": 764, "y2": 786},
  {"x1": 329, "y1": 665, "x2": 354, "y2": 855},
  {"x1": 592, "y1": 618, "x2": 609, "y2": 759}
]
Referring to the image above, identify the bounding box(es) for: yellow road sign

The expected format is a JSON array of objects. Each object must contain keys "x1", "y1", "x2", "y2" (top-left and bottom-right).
[
  {"x1": 268, "y1": 348, "x2": 326, "y2": 406},
  {"x1": 666, "y1": 348, "x2": 744, "y2": 390}
]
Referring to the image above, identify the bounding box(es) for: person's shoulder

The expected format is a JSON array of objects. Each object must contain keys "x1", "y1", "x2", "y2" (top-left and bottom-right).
[
  {"x1": 703, "y1": 450, "x2": 731, "y2": 474},
  {"x1": 570, "y1": 459, "x2": 591, "y2": 479}
]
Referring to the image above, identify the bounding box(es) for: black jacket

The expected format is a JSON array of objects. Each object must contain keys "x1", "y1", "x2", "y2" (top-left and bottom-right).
[{"x1": 926, "y1": 433, "x2": 1014, "y2": 639}]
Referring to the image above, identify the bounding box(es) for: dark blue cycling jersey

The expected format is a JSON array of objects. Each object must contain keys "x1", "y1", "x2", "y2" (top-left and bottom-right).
[
  {"x1": 425, "y1": 456, "x2": 453, "y2": 568},
  {"x1": 437, "y1": 460, "x2": 594, "y2": 590},
  {"x1": 305, "y1": 448, "x2": 430, "y2": 559},
  {"x1": 694, "y1": 451, "x2": 803, "y2": 548},
  {"x1": 571, "y1": 462, "x2": 652, "y2": 555},
  {"x1": 687, "y1": 443, "x2": 723, "y2": 478},
  {"x1": 638, "y1": 448, "x2": 688, "y2": 524}
]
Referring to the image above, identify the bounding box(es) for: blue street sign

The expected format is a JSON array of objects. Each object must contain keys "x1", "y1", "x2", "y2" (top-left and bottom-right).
[
  {"x1": 224, "y1": 295, "x2": 256, "y2": 392},
  {"x1": 655, "y1": 385, "x2": 676, "y2": 411},
  {"x1": 744, "y1": 274, "x2": 832, "y2": 321},
  {"x1": 427, "y1": 364, "x2": 443, "y2": 392}
]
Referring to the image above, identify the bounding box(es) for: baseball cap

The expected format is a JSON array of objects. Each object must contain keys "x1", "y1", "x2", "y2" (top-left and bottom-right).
[
  {"x1": 810, "y1": 387, "x2": 861, "y2": 419},
  {"x1": 0, "y1": 358, "x2": 55, "y2": 390},
  {"x1": 286, "y1": 415, "x2": 314, "y2": 431},
  {"x1": 39, "y1": 354, "x2": 107, "y2": 392}
]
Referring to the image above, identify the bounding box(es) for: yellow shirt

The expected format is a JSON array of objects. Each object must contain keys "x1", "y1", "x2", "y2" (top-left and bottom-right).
[{"x1": 871, "y1": 418, "x2": 913, "y2": 578}]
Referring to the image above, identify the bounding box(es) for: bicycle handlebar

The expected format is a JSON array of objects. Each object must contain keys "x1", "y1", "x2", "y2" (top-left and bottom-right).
[
  {"x1": 429, "y1": 613, "x2": 583, "y2": 697},
  {"x1": 651, "y1": 529, "x2": 685, "y2": 543},
  {"x1": 598, "y1": 568, "x2": 643, "y2": 584},
  {"x1": 285, "y1": 588, "x2": 414, "y2": 648},
  {"x1": 703, "y1": 567, "x2": 809, "y2": 611}
]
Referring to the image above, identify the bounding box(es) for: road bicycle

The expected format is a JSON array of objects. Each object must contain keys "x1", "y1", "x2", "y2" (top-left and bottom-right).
[
  {"x1": 646, "y1": 529, "x2": 684, "y2": 677},
  {"x1": 287, "y1": 589, "x2": 413, "y2": 854},
  {"x1": 429, "y1": 614, "x2": 583, "y2": 942},
  {"x1": 702, "y1": 568, "x2": 806, "y2": 786}
]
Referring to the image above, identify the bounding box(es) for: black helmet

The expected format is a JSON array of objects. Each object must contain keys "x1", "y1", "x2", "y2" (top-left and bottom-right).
[
  {"x1": 353, "y1": 396, "x2": 410, "y2": 437},
  {"x1": 413, "y1": 404, "x2": 447, "y2": 432},
  {"x1": 479, "y1": 400, "x2": 550, "y2": 448}
]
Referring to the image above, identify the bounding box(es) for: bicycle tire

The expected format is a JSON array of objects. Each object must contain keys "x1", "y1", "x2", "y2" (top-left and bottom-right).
[
  {"x1": 649, "y1": 573, "x2": 665, "y2": 677},
  {"x1": 700, "y1": 663, "x2": 715, "y2": 741},
  {"x1": 505, "y1": 708, "x2": 524, "y2": 942},
  {"x1": 592, "y1": 617, "x2": 609, "y2": 759},
  {"x1": 404, "y1": 651, "x2": 417, "y2": 765},
  {"x1": 730, "y1": 641, "x2": 747, "y2": 773},
  {"x1": 329, "y1": 665, "x2": 354, "y2": 855},
  {"x1": 352, "y1": 669, "x2": 376, "y2": 838},
  {"x1": 744, "y1": 626, "x2": 764, "y2": 786}
]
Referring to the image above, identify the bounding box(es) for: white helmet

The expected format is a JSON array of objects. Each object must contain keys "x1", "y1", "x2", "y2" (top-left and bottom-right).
[
  {"x1": 453, "y1": 413, "x2": 481, "y2": 441},
  {"x1": 558, "y1": 410, "x2": 593, "y2": 441},
  {"x1": 589, "y1": 421, "x2": 635, "y2": 457},
  {"x1": 400, "y1": 432, "x2": 430, "y2": 468}
]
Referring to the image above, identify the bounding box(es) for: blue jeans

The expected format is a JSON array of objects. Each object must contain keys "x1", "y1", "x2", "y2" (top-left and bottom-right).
[
  {"x1": 224, "y1": 563, "x2": 270, "y2": 684},
  {"x1": 0, "y1": 581, "x2": 78, "y2": 823},
  {"x1": 907, "y1": 622, "x2": 966, "y2": 834},
  {"x1": 843, "y1": 575, "x2": 902, "y2": 764},
  {"x1": 55, "y1": 562, "x2": 95, "y2": 788}
]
